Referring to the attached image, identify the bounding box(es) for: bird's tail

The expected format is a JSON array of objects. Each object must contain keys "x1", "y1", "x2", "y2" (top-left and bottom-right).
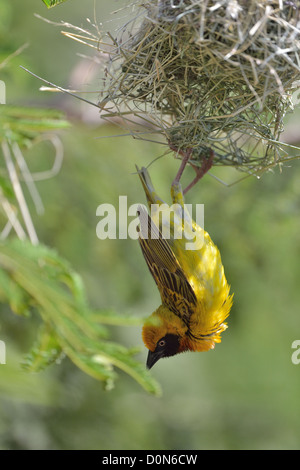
[
  {"x1": 136, "y1": 165, "x2": 195, "y2": 231},
  {"x1": 135, "y1": 165, "x2": 165, "y2": 207}
]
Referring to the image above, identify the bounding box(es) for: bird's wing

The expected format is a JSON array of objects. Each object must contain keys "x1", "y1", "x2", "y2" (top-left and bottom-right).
[{"x1": 137, "y1": 205, "x2": 197, "y2": 325}]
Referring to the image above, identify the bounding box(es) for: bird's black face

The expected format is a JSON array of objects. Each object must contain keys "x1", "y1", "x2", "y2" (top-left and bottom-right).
[{"x1": 146, "y1": 334, "x2": 180, "y2": 369}]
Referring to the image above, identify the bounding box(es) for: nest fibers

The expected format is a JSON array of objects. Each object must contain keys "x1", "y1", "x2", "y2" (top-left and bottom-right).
[{"x1": 99, "y1": 0, "x2": 300, "y2": 176}]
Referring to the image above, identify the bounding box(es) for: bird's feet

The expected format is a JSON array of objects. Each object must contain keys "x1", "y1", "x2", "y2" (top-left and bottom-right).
[
  {"x1": 170, "y1": 143, "x2": 214, "y2": 195},
  {"x1": 183, "y1": 149, "x2": 214, "y2": 195},
  {"x1": 170, "y1": 146, "x2": 193, "y2": 188}
]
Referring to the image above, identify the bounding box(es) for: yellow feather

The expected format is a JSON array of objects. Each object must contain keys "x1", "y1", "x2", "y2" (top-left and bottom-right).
[{"x1": 136, "y1": 166, "x2": 233, "y2": 368}]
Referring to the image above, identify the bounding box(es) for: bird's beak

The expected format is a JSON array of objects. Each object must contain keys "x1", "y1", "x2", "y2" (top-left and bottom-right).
[{"x1": 146, "y1": 350, "x2": 162, "y2": 369}]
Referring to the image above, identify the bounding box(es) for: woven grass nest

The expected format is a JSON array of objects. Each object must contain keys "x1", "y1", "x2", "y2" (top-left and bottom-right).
[{"x1": 98, "y1": 0, "x2": 300, "y2": 177}]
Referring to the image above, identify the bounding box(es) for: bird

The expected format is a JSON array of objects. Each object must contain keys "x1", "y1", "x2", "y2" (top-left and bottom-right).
[{"x1": 136, "y1": 165, "x2": 233, "y2": 369}]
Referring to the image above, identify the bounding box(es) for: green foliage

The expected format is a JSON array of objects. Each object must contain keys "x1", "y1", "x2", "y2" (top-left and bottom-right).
[
  {"x1": 42, "y1": 0, "x2": 68, "y2": 8},
  {"x1": 0, "y1": 239, "x2": 161, "y2": 395},
  {"x1": 0, "y1": 106, "x2": 70, "y2": 147},
  {"x1": 0, "y1": 43, "x2": 160, "y2": 398}
]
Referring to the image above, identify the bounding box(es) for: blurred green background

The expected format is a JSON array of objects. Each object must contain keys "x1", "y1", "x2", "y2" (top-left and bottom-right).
[{"x1": 1, "y1": 0, "x2": 300, "y2": 450}]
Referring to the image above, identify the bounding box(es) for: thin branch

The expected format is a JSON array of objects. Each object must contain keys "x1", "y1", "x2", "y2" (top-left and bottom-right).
[{"x1": 2, "y1": 140, "x2": 39, "y2": 245}]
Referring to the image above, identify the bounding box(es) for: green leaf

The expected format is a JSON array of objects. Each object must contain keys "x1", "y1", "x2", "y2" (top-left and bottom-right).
[
  {"x1": 0, "y1": 105, "x2": 70, "y2": 147},
  {"x1": 0, "y1": 239, "x2": 161, "y2": 395},
  {"x1": 42, "y1": 0, "x2": 69, "y2": 8},
  {"x1": 0, "y1": 267, "x2": 31, "y2": 316},
  {"x1": 22, "y1": 323, "x2": 63, "y2": 372}
]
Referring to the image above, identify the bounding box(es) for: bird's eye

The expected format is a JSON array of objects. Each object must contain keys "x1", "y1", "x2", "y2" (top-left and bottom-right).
[{"x1": 158, "y1": 339, "x2": 166, "y2": 347}]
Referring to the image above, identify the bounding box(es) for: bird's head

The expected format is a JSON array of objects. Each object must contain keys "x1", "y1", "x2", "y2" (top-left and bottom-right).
[
  {"x1": 142, "y1": 299, "x2": 232, "y2": 368},
  {"x1": 142, "y1": 305, "x2": 189, "y2": 369},
  {"x1": 145, "y1": 333, "x2": 181, "y2": 369}
]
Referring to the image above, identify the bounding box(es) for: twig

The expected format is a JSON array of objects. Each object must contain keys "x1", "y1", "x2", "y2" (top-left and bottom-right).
[{"x1": 2, "y1": 140, "x2": 39, "y2": 245}]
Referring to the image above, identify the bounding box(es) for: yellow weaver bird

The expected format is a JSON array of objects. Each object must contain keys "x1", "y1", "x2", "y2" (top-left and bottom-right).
[{"x1": 136, "y1": 166, "x2": 233, "y2": 369}]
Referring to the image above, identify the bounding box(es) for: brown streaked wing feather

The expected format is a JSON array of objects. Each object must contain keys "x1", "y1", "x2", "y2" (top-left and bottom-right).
[{"x1": 137, "y1": 205, "x2": 197, "y2": 325}]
